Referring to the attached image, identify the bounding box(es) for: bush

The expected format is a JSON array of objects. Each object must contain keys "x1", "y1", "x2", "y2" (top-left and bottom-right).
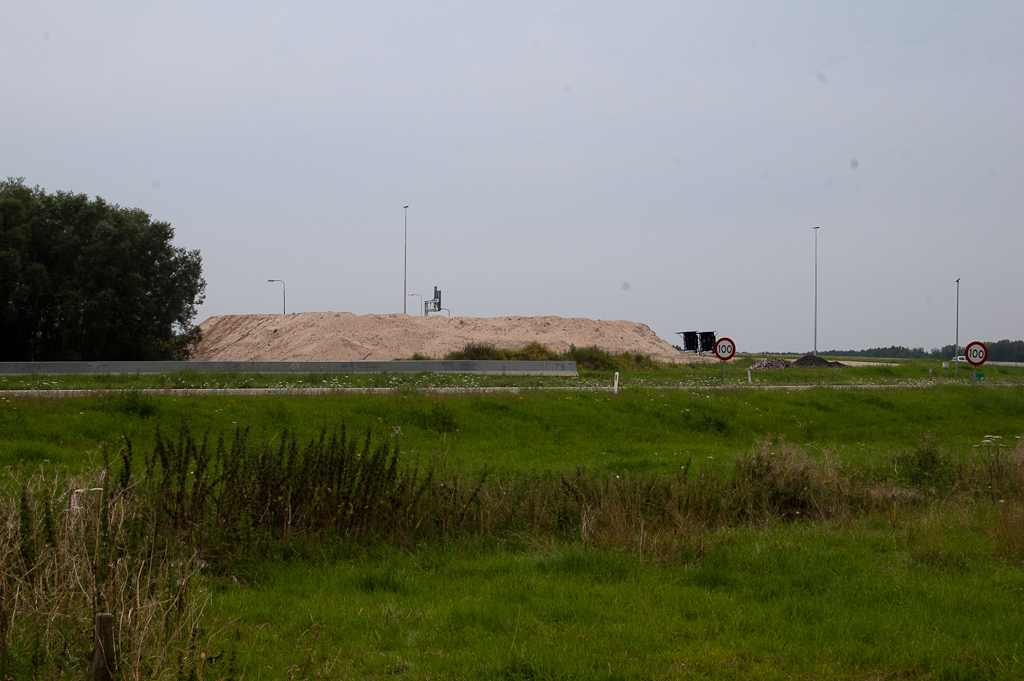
[
  {"x1": 444, "y1": 344, "x2": 505, "y2": 361},
  {"x1": 565, "y1": 345, "x2": 623, "y2": 371},
  {"x1": 444, "y1": 342, "x2": 659, "y2": 370},
  {"x1": 896, "y1": 434, "x2": 955, "y2": 491}
]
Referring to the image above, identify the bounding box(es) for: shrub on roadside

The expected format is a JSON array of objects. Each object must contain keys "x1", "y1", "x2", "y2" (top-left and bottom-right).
[
  {"x1": 443, "y1": 342, "x2": 659, "y2": 370},
  {"x1": 895, "y1": 434, "x2": 956, "y2": 492}
]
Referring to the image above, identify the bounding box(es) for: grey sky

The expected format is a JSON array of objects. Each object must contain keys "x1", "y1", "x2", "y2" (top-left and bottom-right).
[{"x1": 4, "y1": 1, "x2": 1022, "y2": 353}]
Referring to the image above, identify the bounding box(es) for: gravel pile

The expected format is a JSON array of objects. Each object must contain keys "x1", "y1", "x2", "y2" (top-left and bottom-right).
[
  {"x1": 748, "y1": 357, "x2": 791, "y2": 371},
  {"x1": 791, "y1": 354, "x2": 843, "y2": 368}
]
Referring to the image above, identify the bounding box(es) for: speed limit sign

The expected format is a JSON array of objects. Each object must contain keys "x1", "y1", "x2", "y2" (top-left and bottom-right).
[
  {"x1": 965, "y1": 341, "x2": 988, "y2": 366},
  {"x1": 714, "y1": 337, "x2": 736, "y2": 361}
]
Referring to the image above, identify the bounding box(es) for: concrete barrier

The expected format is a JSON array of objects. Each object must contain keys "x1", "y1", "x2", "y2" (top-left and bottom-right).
[{"x1": 0, "y1": 360, "x2": 578, "y2": 376}]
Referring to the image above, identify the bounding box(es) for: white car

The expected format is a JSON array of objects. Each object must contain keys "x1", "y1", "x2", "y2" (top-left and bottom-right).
[{"x1": 953, "y1": 355, "x2": 967, "y2": 362}]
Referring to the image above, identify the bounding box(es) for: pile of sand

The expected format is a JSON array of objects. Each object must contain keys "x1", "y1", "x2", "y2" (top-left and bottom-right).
[{"x1": 190, "y1": 312, "x2": 708, "y2": 364}]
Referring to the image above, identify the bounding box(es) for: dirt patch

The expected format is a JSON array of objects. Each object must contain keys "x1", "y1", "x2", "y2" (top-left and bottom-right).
[
  {"x1": 190, "y1": 312, "x2": 713, "y2": 364},
  {"x1": 791, "y1": 354, "x2": 843, "y2": 368},
  {"x1": 749, "y1": 357, "x2": 791, "y2": 371}
]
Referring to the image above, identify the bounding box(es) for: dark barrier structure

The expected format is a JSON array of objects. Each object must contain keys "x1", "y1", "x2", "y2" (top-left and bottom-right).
[{"x1": 0, "y1": 360, "x2": 577, "y2": 376}]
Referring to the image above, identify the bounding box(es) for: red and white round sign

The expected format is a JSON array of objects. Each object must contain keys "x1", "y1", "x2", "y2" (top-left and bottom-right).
[
  {"x1": 965, "y1": 341, "x2": 988, "y2": 366},
  {"x1": 714, "y1": 337, "x2": 736, "y2": 361}
]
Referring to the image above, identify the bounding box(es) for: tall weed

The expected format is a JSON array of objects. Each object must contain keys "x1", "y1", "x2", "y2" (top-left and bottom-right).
[{"x1": 1, "y1": 466, "x2": 206, "y2": 680}]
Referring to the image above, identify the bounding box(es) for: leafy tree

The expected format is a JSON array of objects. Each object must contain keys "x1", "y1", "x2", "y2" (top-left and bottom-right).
[
  {"x1": 821, "y1": 345, "x2": 929, "y2": 359},
  {"x1": 819, "y1": 342, "x2": 1024, "y2": 362},
  {"x1": 0, "y1": 178, "x2": 205, "y2": 360}
]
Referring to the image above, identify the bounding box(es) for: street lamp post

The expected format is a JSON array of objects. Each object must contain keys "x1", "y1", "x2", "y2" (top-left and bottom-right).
[
  {"x1": 403, "y1": 206, "x2": 409, "y2": 314},
  {"x1": 268, "y1": 279, "x2": 286, "y2": 314},
  {"x1": 408, "y1": 293, "x2": 422, "y2": 317},
  {"x1": 955, "y1": 278, "x2": 960, "y2": 378},
  {"x1": 813, "y1": 226, "x2": 820, "y2": 355}
]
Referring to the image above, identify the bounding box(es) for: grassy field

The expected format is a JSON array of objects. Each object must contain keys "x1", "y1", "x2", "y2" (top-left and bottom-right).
[
  {"x1": 2, "y1": 362, "x2": 1024, "y2": 679},
  {"x1": 2, "y1": 379, "x2": 1023, "y2": 476},
  {"x1": 209, "y1": 515, "x2": 1024, "y2": 680}
]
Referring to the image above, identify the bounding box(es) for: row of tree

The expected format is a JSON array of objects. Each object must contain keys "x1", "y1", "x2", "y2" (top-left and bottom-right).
[
  {"x1": 0, "y1": 178, "x2": 206, "y2": 361},
  {"x1": 822, "y1": 340, "x2": 1024, "y2": 362}
]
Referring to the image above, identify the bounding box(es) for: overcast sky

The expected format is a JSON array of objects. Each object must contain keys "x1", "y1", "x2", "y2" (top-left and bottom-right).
[{"x1": 3, "y1": 1, "x2": 1022, "y2": 353}]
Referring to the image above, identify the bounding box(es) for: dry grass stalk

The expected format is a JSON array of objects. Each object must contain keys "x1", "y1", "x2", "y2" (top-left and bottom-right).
[{"x1": 1, "y1": 467, "x2": 208, "y2": 680}]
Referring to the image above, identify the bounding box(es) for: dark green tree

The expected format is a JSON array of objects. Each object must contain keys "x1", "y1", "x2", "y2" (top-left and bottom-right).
[
  {"x1": 0, "y1": 178, "x2": 206, "y2": 360},
  {"x1": 986, "y1": 339, "x2": 1024, "y2": 363}
]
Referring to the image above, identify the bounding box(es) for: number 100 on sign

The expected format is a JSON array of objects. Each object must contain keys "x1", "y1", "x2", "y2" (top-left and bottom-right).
[
  {"x1": 965, "y1": 341, "x2": 988, "y2": 366},
  {"x1": 714, "y1": 338, "x2": 736, "y2": 361}
]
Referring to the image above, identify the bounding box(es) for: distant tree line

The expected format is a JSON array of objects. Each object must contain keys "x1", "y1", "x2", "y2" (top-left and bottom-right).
[
  {"x1": 822, "y1": 340, "x2": 1024, "y2": 362},
  {"x1": 0, "y1": 178, "x2": 206, "y2": 361}
]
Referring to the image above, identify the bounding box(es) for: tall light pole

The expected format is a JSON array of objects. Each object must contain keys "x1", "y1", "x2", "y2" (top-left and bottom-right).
[
  {"x1": 268, "y1": 279, "x2": 286, "y2": 314},
  {"x1": 813, "y1": 226, "x2": 820, "y2": 355},
  {"x1": 955, "y1": 277, "x2": 960, "y2": 377},
  {"x1": 403, "y1": 206, "x2": 409, "y2": 314},
  {"x1": 408, "y1": 293, "x2": 422, "y2": 317}
]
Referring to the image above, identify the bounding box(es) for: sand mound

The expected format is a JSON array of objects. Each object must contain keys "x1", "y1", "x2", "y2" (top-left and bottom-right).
[{"x1": 190, "y1": 313, "x2": 708, "y2": 364}]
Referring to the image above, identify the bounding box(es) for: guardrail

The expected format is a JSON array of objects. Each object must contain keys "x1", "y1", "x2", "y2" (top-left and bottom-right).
[{"x1": 0, "y1": 360, "x2": 578, "y2": 376}]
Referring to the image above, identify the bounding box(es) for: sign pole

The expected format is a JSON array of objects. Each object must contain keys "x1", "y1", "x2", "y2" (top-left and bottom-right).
[{"x1": 955, "y1": 278, "x2": 960, "y2": 378}]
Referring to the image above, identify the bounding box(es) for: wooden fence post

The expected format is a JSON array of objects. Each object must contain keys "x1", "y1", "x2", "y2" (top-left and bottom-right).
[{"x1": 93, "y1": 613, "x2": 114, "y2": 681}]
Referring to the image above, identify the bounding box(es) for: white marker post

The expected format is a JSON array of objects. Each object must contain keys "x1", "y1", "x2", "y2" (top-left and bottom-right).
[{"x1": 714, "y1": 337, "x2": 736, "y2": 380}]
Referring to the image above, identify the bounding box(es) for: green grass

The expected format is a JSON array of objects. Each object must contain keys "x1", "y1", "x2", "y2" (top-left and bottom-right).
[
  {"x1": 4, "y1": 374, "x2": 1024, "y2": 679},
  {"x1": 207, "y1": 512, "x2": 1024, "y2": 679},
  {"x1": 2, "y1": 385, "x2": 1023, "y2": 476}
]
